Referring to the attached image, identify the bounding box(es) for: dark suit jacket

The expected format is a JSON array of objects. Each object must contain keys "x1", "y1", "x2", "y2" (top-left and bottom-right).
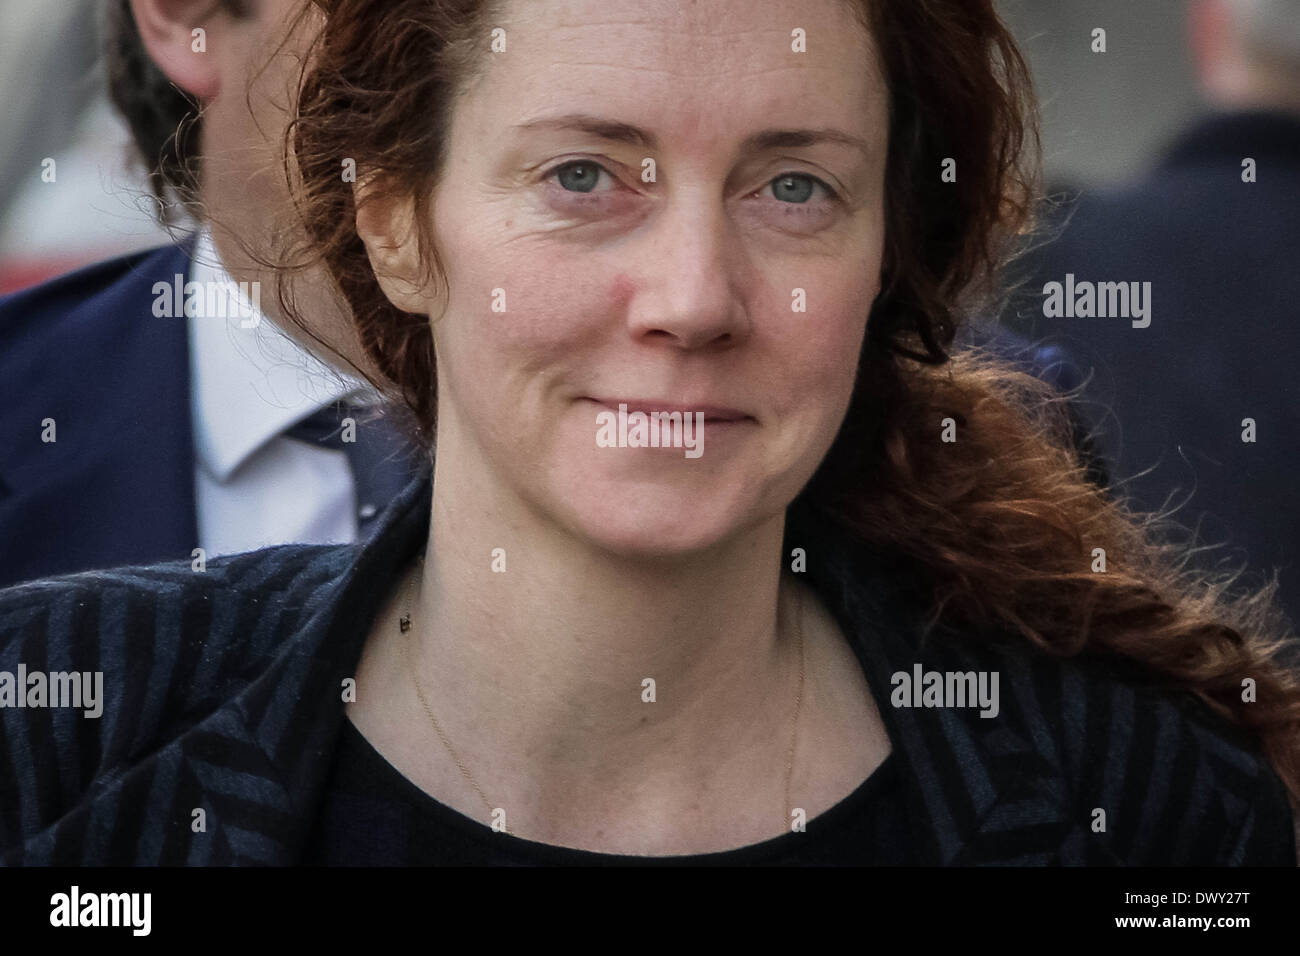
[
  {"x1": 0, "y1": 242, "x2": 425, "y2": 593},
  {"x1": 1, "y1": 459, "x2": 1292, "y2": 865},
  {"x1": 0, "y1": 244, "x2": 197, "y2": 590},
  {"x1": 1011, "y1": 109, "x2": 1300, "y2": 627}
]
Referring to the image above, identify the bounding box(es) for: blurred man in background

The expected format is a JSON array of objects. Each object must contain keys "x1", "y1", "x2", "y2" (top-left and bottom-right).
[
  {"x1": 0, "y1": 0, "x2": 169, "y2": 290},
  {"x1": 0, "y1": 0, "x2": 422, "y2": 590},
  {"x1": 1013, "y1": 0, "x2": 1300, "y2": 627}
]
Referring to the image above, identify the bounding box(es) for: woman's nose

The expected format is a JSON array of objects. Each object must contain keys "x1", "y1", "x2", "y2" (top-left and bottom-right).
[{"x1": 622, "y1": 188, "x2": 750, "y2": 351}]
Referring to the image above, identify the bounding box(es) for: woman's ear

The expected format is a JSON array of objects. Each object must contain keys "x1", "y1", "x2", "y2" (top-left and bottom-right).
[
  {"x1": 353, "y1": 178, "x2": 435, "y2": 315},
  {"x1": 130, "y1": 0, "x2": 227, "y2": 100}
]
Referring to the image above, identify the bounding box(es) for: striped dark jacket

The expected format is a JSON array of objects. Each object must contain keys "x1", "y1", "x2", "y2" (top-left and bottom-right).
[{"x1": 1, "y1": 462, "x2": 1295, "y2": 865}]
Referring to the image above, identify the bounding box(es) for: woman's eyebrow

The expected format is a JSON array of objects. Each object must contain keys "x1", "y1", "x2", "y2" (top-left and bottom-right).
[{"x1": 511, "y1": 113, "x2": 873, "y2": 158}]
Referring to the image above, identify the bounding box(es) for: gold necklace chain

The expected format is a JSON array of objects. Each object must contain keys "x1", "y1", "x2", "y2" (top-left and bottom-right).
[{"x1": 398, "y1": 561, "x2": 806, "y2": 841}]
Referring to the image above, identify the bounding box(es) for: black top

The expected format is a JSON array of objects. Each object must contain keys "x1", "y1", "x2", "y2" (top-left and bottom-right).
[{"x1": 302, "y1": 717, "x2": 911, "y2": 865}]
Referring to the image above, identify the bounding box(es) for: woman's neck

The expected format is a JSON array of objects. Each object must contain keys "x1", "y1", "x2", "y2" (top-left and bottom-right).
[
  {"x1": 436, "y1": 481, "x2": 790, "y2": 752},
  {"x1": 347, "y1": 441, "x2": 894, "y2": 854},
  {"x1": 376, "y1": 446, "x2": 809, "y2": 841}
]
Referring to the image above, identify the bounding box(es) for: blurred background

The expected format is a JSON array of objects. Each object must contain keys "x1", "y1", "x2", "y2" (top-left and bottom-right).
[
  {"x1": 1005, "y1": 0, "x2": 1208, "y2": 189},
  {"x1": 0, "y1": 0, "x2": 1217, "y2": 292},
  {"x1": 0, "y1": 1, "x2": 171, "y2": 292}
]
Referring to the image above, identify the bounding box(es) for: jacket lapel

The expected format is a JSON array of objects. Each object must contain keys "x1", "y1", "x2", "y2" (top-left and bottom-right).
[
  {"x1": 185, "y1": 463, "x2": 435, "y2": 864},
  {"x1": 22, "y1": 464, "x2": 435, "y2": 865},
  {"x1": 795, "y1": 504, "x2": 1093, "y2": 865}
]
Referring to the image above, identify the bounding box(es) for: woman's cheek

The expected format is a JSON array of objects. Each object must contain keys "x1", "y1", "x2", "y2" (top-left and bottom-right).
[
  {"x1": 790, "y1": 301, "x2": 864, "y2": 390},
  {"x1": 476, "y1": 251, "x2": 610, "y2": 354}
]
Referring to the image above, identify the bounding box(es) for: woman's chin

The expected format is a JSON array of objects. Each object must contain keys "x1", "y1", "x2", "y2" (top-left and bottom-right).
[{"x1": 557, "y1": 486, "x2": 758, "y2": 561}]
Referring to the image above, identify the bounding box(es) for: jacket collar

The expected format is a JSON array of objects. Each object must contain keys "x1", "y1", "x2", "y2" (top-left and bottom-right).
[
  {"x1": 207, "y1": 471, "x2": 1075, "y2": 864},
  {"x1": 186, "y1": 227, "x2": 383, "y2": 484},
  {"x1": 787, "y1": 501, "x2": 1085, "y2": 864},
  {"x1": 209, "y1": 454, "x2": 435, "y2": 863}
]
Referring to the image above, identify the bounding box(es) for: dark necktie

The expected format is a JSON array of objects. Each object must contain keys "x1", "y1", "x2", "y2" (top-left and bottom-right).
[{"x1": 283, "y1": 399, "x2": 422, "y2": 536}]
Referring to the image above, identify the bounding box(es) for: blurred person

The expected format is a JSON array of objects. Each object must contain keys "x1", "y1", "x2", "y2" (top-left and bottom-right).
[
  {"x1": 1011, "y1": 0, "x2": 1300, "y2": 628},
  {"x1": 0, "y1": 0, "x2": 425, "y2": 590},
  {"x1": 0, "y1": 0, "x2": 166, "y2": 291},
  {"x1": 0, "y1": 0, "x2": 98, "y2": 223},
  {"x1": 1, "y1": 0, "x2": 1294, "y2": 867},
  {"x1": 0, "y1": 96, "x2": 173, "y2": 294}
]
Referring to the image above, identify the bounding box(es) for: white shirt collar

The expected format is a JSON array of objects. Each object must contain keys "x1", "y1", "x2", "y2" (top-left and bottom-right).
[{"x1": 188, "y1": 227, "x2": 381, "y2": 483}]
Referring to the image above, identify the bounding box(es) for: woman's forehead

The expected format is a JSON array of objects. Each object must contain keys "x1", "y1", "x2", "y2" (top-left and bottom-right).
[
  {"x1": 491, "y1": 0, "x2": 879, "y2": 80},
  {"x1": 470, "y1": 0, "x2": 885, "y2": 140}
]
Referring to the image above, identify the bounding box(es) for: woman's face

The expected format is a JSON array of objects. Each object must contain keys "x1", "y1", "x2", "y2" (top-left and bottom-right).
[{"x1": 413, "y1": 0, "x2": 889, "y2": 557}]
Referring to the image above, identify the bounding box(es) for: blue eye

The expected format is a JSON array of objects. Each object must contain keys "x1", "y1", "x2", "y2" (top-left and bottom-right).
[
  {"x1": 769, "y1": 173, "x2": 834, "y2": 203},
  {"x1": 553, "y1": 161, "x2": 608, "y2": 193}
]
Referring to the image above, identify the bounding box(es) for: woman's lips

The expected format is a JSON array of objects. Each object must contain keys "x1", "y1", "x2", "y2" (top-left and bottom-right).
[{"x1": 585, "y1": 398, "x2": 754, "y2": 422}]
